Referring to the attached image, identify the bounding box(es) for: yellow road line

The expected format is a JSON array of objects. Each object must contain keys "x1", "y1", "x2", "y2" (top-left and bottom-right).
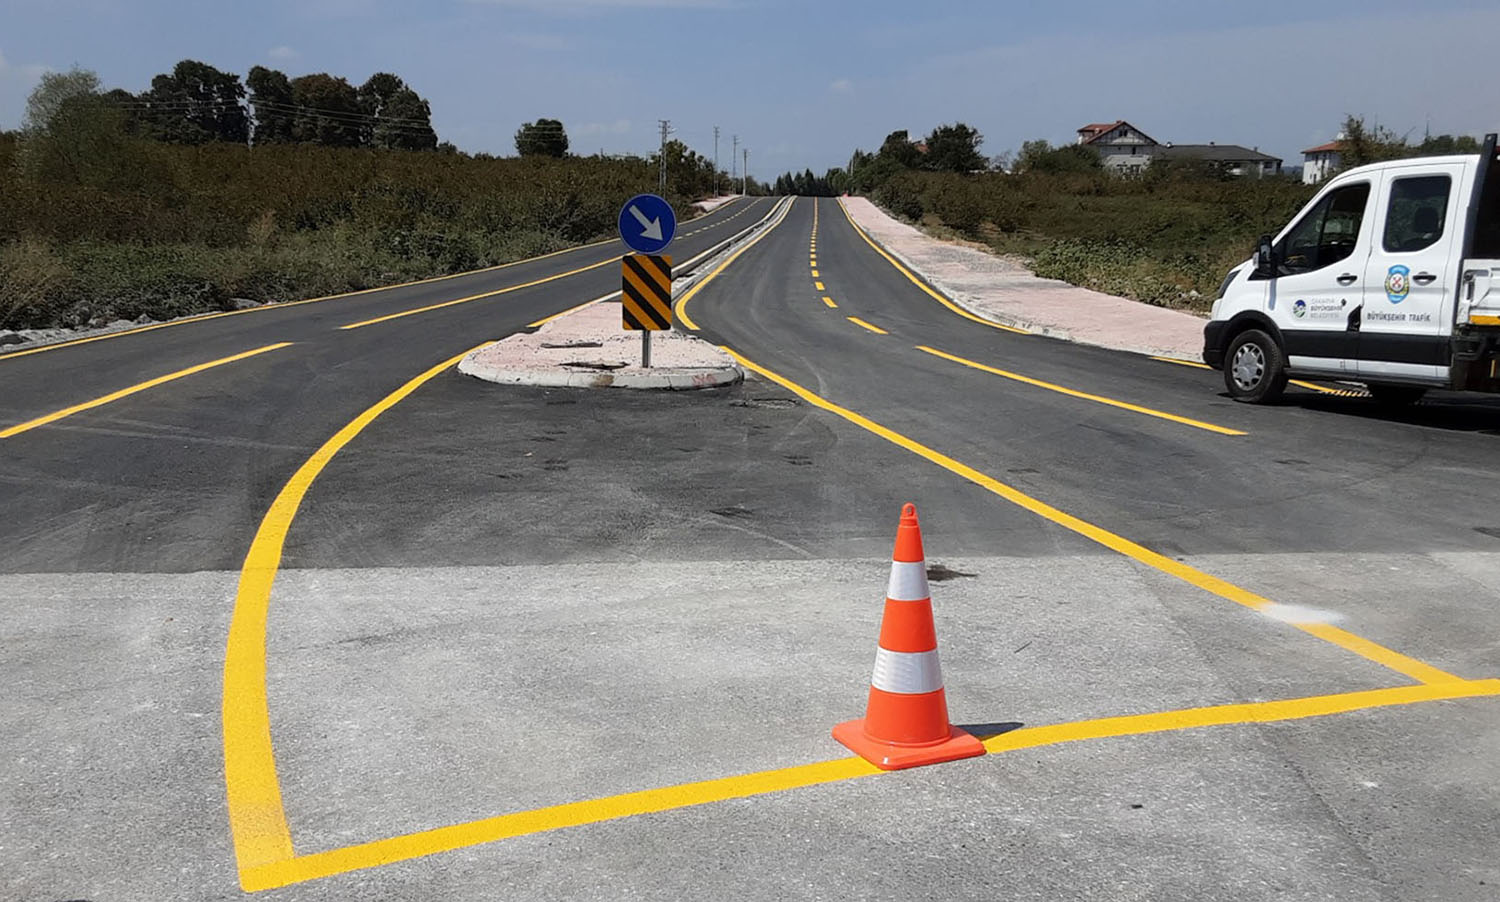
[
  {"x1": 721, "y1": 347, "x2": 1459, "y2": 685},
  {"x1": 0, "y1": 342, "x2": 294, "y2": 438},
  {"x1": 223, "y1": 341, "x2": 491, "y2": 878},
  {"x1": 823, "y1": 296, "x2": 838, "y2": 309},
  {"x1": 815, "y1": 281, "x2": 825, "y2": 291},
  {"x1": 0, "y1": 241, "x2": 624, "y2": 364},
  {"x1": 339, "y1": 257, "x2": 617, "y2": 330},
  {"x1": 1151, "y1": 355, "x2": 1211, "y2": 370},
  {"x1": 836, "y1": 199, "x2": 1028, "y2": 335},
  {"x1": 528, "y1": 292, "x2": 614, "y2": 328},
  {"x1": 676, "y1": 198, "x2": 795, "y2": 330},
  {"x1": 238, "y1": 678, "x2": 1500, "y2": 890},
  {"x1": 811, "y1": 269, "x2": 820, "y2": 278},
  {"x1": 847, "y1": 316, "x2": 888, "y2": 335},
  {"x1": 1290, "y1": 379, "x2": 1368, "y2": 397},
  {"x1": 1151, "y1": 355, "x2": 1366, "y2": 397},
  {"x1": 919, "y1": 345, "x2": 1246, "y2": 437}
]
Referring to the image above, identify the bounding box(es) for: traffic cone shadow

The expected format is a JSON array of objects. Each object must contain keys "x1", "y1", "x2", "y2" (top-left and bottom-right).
[{"x1": 832, "y1": 503, "x2": 988, "y2": 770}]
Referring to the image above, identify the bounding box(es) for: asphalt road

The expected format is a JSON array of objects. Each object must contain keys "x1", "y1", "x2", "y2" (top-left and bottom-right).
[{"x1": 2, "y1": 194, "x2": 1498, "y2": 901}]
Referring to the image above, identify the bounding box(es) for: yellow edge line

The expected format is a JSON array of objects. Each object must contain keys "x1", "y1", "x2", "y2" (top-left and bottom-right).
[
  {"x1": 222, "y1": 341, "x2": 492, "y2": 879},
  {"x1": 811, "y1": 269, "x2": 820, "y2": 277},
  {"x1": 675, "y1": 198, "x2": 795, "y2": 330},
  {"x1": 822, "y1": 297, "x2": 838, "y2": 309},
  {"x1": 339, "y1": 256, "x2": 617, "y2": 330},
  {"x1": 239, "y1": 678, "x2": 1500, "y2": 891},
  {"x1": 0, "y1": 199, "x2": 761, "y2": 363},
  {"x1": 0, "y1": 342, "x2": 294, "y2": 438},
  {"x1": 721, "y1": 346, "x2": 1460, "y2": 686},
  {"x1": 847, "y1": 316, "x2": 889, "y2": 335},
  {"x1": 815, "y1": 282, "x2": 825, "y2": 291},
  {"x1": 0, "y1": 240, "x2": 623, "y2": 363},
  {"x1": 837, "y1": 198, "x2": 1028, "y2": 335},
  {"x1": 919, "y1": 345, "x2": 1246, "y2": 436},
  {"x1": 1151, "y1": 355, "x2": 1212, "y2": 370},
  {"x1": 1154, "y1": 355, "x2": 1364, "y2": 397}
]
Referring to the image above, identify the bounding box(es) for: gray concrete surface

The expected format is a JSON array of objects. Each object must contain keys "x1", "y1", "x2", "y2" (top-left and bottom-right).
[{"x1": 4, "y1": 555, "x2": 1496, "y2": 900}]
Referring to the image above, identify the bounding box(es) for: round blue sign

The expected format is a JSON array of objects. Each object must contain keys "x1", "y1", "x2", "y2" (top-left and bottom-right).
[{"x1": 618, "y1": 194, "x2": 677, "y2": 255}]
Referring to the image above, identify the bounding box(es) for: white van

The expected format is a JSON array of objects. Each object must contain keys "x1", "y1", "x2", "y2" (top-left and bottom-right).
[{"x1": 1204, "y1": 133, "x2": 1500, "y2": 404}]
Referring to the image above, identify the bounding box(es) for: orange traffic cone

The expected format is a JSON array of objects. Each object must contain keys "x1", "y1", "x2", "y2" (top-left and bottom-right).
[{"x1": 833, "y1": 503, "x2": 986, "y2": 770}]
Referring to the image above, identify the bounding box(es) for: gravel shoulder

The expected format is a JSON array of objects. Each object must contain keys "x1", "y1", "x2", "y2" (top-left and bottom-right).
[{"x1": 841, "y1": 197, "x2": 1209, "y2": 361}]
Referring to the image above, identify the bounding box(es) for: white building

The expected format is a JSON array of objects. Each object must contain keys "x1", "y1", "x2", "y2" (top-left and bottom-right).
[
  {"x1": 1076, "y1": 120, "x2": 1159, "y2": 175},
  {"x1": 1302, "y1": 140, "x2": 1343, "y2": 184}
]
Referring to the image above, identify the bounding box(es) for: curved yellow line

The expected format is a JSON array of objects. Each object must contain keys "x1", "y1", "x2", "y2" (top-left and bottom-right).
[
  {"x1": 222, "y1": 342, "x2": 490, "y2": 879},
  {"x1": 675, "y1": 198, "x2": 795, "y2": 331}
]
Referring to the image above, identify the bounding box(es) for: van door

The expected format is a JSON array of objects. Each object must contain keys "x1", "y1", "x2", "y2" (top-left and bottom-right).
[
  {"x1": 1261, "y1": 179, "x2": 1375, "y2": 374},
  {"x1": 1358, "y1": 164, "x2": 1465, "y2": 382}
]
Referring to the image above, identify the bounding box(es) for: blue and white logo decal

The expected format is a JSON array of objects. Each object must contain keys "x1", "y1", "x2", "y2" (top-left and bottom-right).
[
  {"x1": 1384, "y1": 264, "x2": 1410, "y2": 304},
  {"x1": 1292, "y1": 299, "x2": 1307, "y2": 318}
]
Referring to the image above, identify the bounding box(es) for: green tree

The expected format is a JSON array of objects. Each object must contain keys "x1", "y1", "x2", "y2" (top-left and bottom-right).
[
  {"x1": 515, "y1": 118, "x2": 569, "y2": 157},
  {"x1": 878, "y1": 130, "x2": 921, "y2": 169},
  {"x1": 290, "y1": 74, "x2": 362, "y2": 147},
  {"x1": 1014, "y1": 139, "x2": 1101, "y2": 174},
  {"x1": 357, "y1": 73, "x2": 438, "y2": 151},
  {"x1": 1416, "y1": 133, "x2": 1482, "y2": 155},
  {"x1": 247, "y1": 66, "x2": 295, "y2": 144},
  {"x1": 1339, "y1": 115, "x2": 1407, "y2": 169},
  {"x1": 922, "y1": 122, "x2": 985, "y2": 173},
  {"x1": 139, "y1": 60, "x2": 248, "y2": 145},
  {"x1": 22, "y1": 67, "x2": 103, "y2": 133}
]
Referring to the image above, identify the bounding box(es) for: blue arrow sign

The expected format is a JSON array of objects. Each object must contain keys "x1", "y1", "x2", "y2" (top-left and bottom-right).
[{"x1": 618, "y1": 194, "x2": 677, "y2": 255}]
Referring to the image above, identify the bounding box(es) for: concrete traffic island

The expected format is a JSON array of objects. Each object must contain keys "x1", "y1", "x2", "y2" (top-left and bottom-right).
[{"x1": 459, "y1": 299, "x2": 742, "y2": 390}]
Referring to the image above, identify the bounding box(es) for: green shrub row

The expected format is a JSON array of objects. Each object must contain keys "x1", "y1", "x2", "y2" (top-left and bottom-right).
[
  {"x1": 0, "y1": 132, "x2": 701, "y2": 329},
  {"x1": 871, "y1": 168, "x2": 1315, "y2": 312}
]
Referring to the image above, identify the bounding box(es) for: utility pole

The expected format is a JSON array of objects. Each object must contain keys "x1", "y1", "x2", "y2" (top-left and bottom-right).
[
  {"x1": 731, "y1": 134, "x2": 739, "y2": 194},
  {"x1": 658, "y1": 119, "x2": 672, "y2": 194},
  {"x1": 743, "y1": 148, "x2": 749, "y2": 196},
  {"x1": 713, "y1": 125, "x2": 720, "y2": 197}
]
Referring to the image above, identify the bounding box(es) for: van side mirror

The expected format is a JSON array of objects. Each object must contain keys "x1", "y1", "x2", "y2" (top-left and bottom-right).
[{"x1": 1254, "y1": 234, "x2": 1277, "y2": 278}]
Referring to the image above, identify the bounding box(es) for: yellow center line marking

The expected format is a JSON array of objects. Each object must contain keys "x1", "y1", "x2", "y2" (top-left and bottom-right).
[
  {"x1": 339, "y1": 256, "x2": 617, "y2": 330},
  {"x1": 0, "y1": 239, "x2": 627, "y2": 363},
  {"x1": 721, "y1": 346, "x2": 1459, "y2": 685},
  {"x1": 919, "y1": 345, "x2": 1246, "y2": 437},
  {"x1": 836, "y1": 198, "x2": 1028, "y2": 335},
  {"x1": 676, "y1": 198, "x2": 796, "y2": 330},
  {"x1": 1150, "y1": 355, "x2": 1212, "y2": 370},
  {"x1": 223, "y1": 341, "x2": 492, "y2": 880},
  {"x1": 815, "y1": 281, "x2": 825, "y2": 291},
  {"x1": 237, "y1": 678, "x2": 1500, "y2": 890},
  {"x1": 822, "y1": 296, "x2": 838, "y2": 309},
  {"x1": 0, "y1": 342, "x2": 294, "y2": 438},
  {"x1": 847, "y1": 316, "x2": 888, "y2": 335},
  {"x1": 811, "y1": 269, "x2": 820, "y2": 278}
]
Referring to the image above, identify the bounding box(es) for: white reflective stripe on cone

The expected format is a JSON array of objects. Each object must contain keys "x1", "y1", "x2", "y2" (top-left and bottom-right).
[
  {"x1": 870, "y1": 647, "x2": 944, "y2": 695},
  {"x1": 886, "y1": 560, "x2": 930, "y2": 602}
]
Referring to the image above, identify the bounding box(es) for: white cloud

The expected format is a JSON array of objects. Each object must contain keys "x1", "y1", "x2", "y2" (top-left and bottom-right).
[
  {"x1": 829, "y1": 78, "x2": 853, "y2": 95},
  {"x1": 268, "y1": 46, "x2": 299, "y2": 61}
]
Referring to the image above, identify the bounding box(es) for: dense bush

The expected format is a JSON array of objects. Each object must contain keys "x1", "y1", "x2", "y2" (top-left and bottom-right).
[
  {"x1": 871, "y1": 167, "x2": 1314, "y2": 312},
  {"x1": 0, "y1": 130, "x2": 705, "y2": 329}
]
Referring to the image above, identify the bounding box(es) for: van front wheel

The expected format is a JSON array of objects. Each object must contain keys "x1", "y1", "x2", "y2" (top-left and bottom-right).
[{"x1": 1223, "y1": 329, "x2": 1287, "y2": 403}]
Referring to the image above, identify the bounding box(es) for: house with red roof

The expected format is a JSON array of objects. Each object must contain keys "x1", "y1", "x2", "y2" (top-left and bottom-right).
[
  {"x1": 1076, "y1": 120, "x2": 1159, "y2": 174},
  {"x1": 1302, "y1": 139, "x2": 1344, "y2": 184}
]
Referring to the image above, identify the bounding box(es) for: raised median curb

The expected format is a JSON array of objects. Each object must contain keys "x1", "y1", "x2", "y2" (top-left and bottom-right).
[{"x1": 459, "y1": 300, "x2": 742, "y2": 391}]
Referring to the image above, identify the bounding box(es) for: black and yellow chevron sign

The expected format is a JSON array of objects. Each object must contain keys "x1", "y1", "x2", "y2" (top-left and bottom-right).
[{"x1": 621, "y1": 254, "x2": 673, "y2": 331}]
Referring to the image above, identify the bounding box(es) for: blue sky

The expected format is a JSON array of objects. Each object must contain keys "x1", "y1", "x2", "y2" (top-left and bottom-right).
[{"x1": 2, "y1": 0, "x2": 1498, "y2": 176}]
